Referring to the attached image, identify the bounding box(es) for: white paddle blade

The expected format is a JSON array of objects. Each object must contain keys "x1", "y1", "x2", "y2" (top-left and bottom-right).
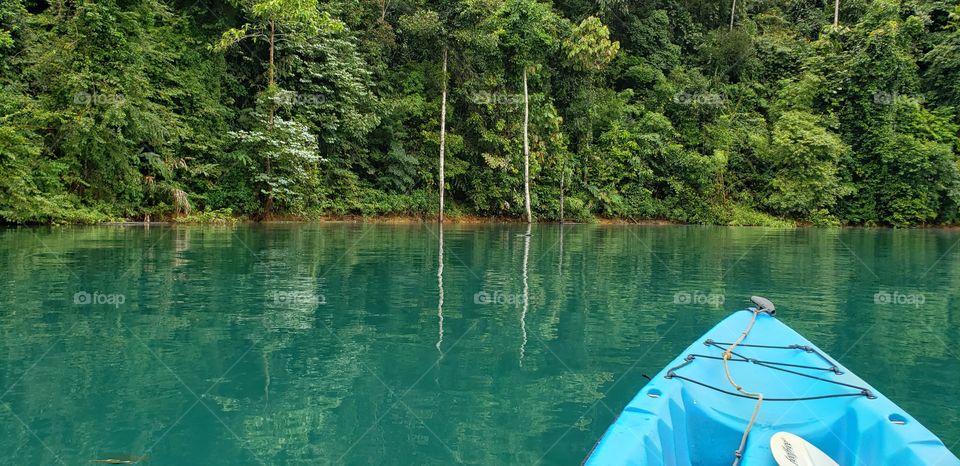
[{"x1": 770, "y1": 432, "x2": 840, "y2": 466}]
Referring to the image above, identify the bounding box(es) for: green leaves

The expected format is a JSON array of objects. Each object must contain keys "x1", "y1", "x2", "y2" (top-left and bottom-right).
[
  {"x1": 213, "y1": 24, "x2": 255, "y2": 52},
  {"x1": 1, "y1": 0, "x2": 960, "y2": 225},
  {"x1": 499, "y1": 0, "x2": 561, "y2": 68},
  {"x1": 923, "y1": 5, "x2": 960, "y2": 108},
  {"x1": 764, "y1": 111, "x2": 851, "y2": 222},
  {"x1": 0, "y1": 0, "x2": 22, "y2": 49},
  {"x1": 214, "y1": 0, "x2": 336, "y2": 51},
  {"x1": 564, "y1": 16, "x2": 620, "y2": 72},
  {"x1": 398, "y1": 9, "x2": 442, "y2": 39},
  {"x1": 229, "y1": 113, "x2": 320, "y2": 211}
]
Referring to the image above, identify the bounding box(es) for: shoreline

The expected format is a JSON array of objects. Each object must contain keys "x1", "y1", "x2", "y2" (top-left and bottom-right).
[
  {"x1": 8, "y1": 213, "x2": 960, "y2": 229},
  {"x1": 97, "y1": 216, "x2": 684, "y2": 226}
]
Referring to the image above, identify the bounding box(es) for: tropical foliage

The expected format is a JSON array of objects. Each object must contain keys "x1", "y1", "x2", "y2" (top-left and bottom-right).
[{"x1": 1, "y1": 0, "x2": 959, "y2": 226}]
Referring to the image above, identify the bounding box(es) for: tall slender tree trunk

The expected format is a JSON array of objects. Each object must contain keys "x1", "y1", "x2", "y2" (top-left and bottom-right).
[
  {"x1": 729, "y1": 0, "x2": 737, "y2": 31},
  {"x1": 264, "y1": 19, "x2": 276, "y2": 217},
  {"x1": 833, "y1": 0, "x2": 840, "y2": 29},
  {"x1": 523, "y1": 68, "x2": 531, "y2": 224},
  {"x1": 439, "y1": 46, "x2": 448, "y2": 223},
  {"x1": 268, "y1": 20, "x2": 275, "y2": 125}
]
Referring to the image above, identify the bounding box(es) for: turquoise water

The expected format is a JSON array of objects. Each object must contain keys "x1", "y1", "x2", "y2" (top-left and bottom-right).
[{"x1": 1, "y1": 224, "x2": 958, "y2": 464}]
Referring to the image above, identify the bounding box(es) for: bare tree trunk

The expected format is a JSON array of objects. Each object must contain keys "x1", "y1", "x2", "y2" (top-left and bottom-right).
[
  {"x1": 268, "y1": 20, "x2": 275, "y2": 120},
  {"x1": 439, "y1": 46, "x2": 447, "y2": 223},
  {"x1": 523, "y1": 68, "x2": 532, "y2": 224},
  {"x1": 729, "y1": 0, "x2": 737, "y2": 31},
  {"x1": 264, "y1": 19, "x2": 276, "y2": 217},
  {"x1": 833, "y1": 0, "x2": 840, "y2": 29}
]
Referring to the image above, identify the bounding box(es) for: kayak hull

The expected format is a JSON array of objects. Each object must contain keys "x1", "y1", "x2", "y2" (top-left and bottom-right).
[{"x1": 585, "y1": 310, "x2": 960, "y2": 466}]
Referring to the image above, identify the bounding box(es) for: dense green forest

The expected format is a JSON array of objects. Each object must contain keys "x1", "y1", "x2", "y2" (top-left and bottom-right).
[{"x1": 1, "y1": 0, "x2": 959, "y2": 225}]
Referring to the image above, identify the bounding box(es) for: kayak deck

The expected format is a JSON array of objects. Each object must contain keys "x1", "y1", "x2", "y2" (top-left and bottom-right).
[{"x1": 585, "y1": 310, "x2": 960, "y2": 465}]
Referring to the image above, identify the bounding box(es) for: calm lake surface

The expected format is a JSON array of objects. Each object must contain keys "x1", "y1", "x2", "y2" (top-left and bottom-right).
[{"x1": 1, "y1": 224, "x2": 958, "y2": 464}]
